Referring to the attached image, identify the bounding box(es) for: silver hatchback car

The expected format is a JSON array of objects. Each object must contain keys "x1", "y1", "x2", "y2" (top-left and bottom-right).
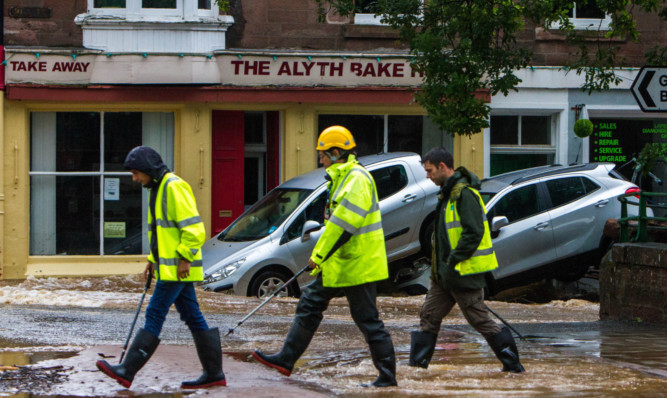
[
  {"x1": 201, "y1": 153, "x2": 438, "y2": 297},
  {"x1": 481, "y1": 162, "x2": 648, "y2": 294}
]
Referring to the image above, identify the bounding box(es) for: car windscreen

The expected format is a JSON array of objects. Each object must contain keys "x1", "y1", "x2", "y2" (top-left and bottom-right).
[{"x1": 218, "y1": 188, "x2": 313, "y2": 242}]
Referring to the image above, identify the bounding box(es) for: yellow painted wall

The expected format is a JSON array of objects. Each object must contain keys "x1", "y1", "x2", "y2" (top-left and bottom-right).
[
  {"x1": 3, "y1": 100, "x2": 30, "y2": 279},
  {"x1": 1, "y1": 99, "x2": 481, "y2": 280},
  {"x1": 454, "y1": 133, "x2": 485, "y2": 178}
]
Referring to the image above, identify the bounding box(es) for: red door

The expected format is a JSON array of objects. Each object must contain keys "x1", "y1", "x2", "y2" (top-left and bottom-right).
[{"x1": 211, "y1": 111, "x2": 244, "y2": 236}]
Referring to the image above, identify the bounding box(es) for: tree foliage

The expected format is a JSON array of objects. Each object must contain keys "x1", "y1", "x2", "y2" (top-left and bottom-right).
[{"x1": 314, "y1": 0, "x2": 667, "y2": 137}]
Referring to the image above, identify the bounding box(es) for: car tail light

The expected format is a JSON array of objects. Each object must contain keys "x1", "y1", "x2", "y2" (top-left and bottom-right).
[{"x1": 625, "y1": 187, "x2": 641, "y2": 198}]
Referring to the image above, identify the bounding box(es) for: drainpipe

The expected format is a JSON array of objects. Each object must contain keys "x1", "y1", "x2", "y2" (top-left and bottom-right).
[{"x1": 0, "y1": 0, "x2": 4, "y2": 90}]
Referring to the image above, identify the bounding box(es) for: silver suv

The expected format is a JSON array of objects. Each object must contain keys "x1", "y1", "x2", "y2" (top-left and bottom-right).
[
  {"x1": 481, "y1": 163, "x2": 647, "y2": 294},
  {"x1": 201, "y1": 153, "x2": 438, "y2": 298}
]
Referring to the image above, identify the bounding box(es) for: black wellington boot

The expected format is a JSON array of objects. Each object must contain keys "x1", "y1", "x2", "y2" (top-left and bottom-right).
[
  {"x1": 96, "y1": 328, "x2": 160, "y2": 388},
  {"x1": 485, "y1": 327, "x2": 525, "y2": 373},
  {"x1": 363, "y1": 340, "x2": 397, "y2": 387},
  {"x1": 252, "y1": 320, "x2": 314, "y2": 376},
  {"x1": 409, "y1": 330, "x2": 438, "y2": 368},
  {"x1": 181, "y1": 328, "x2": 227, "y2": 389}
]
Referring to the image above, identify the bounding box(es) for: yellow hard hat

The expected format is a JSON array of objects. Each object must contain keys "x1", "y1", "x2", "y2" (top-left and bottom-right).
[{"x1": 316, "y1": 125, "x2": 356, "y2": 151}]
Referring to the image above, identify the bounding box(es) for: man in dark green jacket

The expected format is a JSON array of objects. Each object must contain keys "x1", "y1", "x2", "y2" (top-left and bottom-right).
[{"x1": 409, "y1": 147, "x2": 525, "y2": 373}]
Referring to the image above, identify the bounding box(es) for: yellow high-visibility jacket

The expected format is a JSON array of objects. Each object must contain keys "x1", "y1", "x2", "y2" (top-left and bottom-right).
[
  {"x1": 310, "y1": 156, "x2": 389, "y2": 287},
  {"x1": 148, "y1": 173, "x2": 206, "y2": 282},
  {"x1": 444, "y1": 187, "x2": 498, "y2": 276}
]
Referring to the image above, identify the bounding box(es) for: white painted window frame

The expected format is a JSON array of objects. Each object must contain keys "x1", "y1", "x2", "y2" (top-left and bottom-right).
[
  {"x1": 353, "y1": 0, "x2": 423, "y2": 26},
  {"x1": 549, "y1": 3, "x2": 612, "y2": 31},
  {"x1": 86, "y1": 0, "x2": 218, "y2": 19},
  {"x1": 484, "y1": 112, "x2": 562, "y2": 178}
]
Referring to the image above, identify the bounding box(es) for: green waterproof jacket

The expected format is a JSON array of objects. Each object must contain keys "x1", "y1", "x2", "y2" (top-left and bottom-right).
[
  {"x1": 310, "y1": 155, "x2": 389, "y2": 287},
  {"x1": 432, "y1": 167, "x2": 497, "y2": 290},
  {"x1": 148, "y1": 172, "x2": 206, "y2": 282}
]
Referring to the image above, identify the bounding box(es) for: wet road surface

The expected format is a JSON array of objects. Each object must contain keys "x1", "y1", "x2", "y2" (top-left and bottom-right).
[{"x1": 0, "y1": 276, "x2": 665, "y2": 396}]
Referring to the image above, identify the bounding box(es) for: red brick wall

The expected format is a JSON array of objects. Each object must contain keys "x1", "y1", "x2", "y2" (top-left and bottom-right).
[
  {"x1": 520, "y1": 12, "x2": 666, "y2": 67},
  {"x1": 226, "y1": 0, "x2": 406, "y2": 51},
  {"x1": 2, "y1": 0, "x2": 664, "y2": 66},
  {"x1": 4, "y1": 0, "x2": 84, "y2": 47}
]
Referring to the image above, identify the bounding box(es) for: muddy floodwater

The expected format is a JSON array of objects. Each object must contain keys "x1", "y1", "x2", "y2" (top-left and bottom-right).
[{"x1": 0, "y1": 275, "x2": 665, "y2": 397}]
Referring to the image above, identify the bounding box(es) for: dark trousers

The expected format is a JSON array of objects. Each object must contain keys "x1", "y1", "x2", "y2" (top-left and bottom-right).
[
  {"x1": 144, "y1": 280, "x2": 209, "y2": 337},
  {"x1": 420, "y1": 281, "x2": 500, "y2": 338},
  {"x1": 295, "y1": 275, "x2": 392, "y2": 347}
]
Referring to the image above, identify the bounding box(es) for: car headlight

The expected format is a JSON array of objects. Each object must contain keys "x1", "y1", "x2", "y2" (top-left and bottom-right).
[{"x1": 204, "y1": 258, "x2": 246, "y2": 284}]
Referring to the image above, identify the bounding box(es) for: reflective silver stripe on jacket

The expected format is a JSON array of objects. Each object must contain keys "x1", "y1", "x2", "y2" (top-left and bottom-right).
[
  {"x1": 445, "y1": 220, "x2": 462, "y2": 230},
  {"x1": 339, "y1": 198, "x2": 379, "y2": 218},
  {"x1": 329, "y1": 215, "x2": 358, "y2": 234},
  {"x1": 177, "y1": 216, "x2": 203, "y2": 228},
  {"x1": 159, "y1": 258, "x2": 203, "y2": 267},
  {"x1": 357, "y1": 221, "x2": 383, "y2": 235},
  {"x1": 154, "y1": 215, "x2": 202, "y2": 229},
  {"x1": 161, "y1": 175, "x2": 179, "y2": 215},
  {"x1": 471, "y1": 247, "x2": 494, "y2": 258},
  {"x1": 329, "y1": 215, "x2": 383, "y2": 236}
]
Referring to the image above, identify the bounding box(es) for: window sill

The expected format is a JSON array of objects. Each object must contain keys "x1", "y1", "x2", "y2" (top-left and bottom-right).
[
  {"x1": 75, "y1": 13, "x2": 235, "y2": 53},
  {"x1": 535, "y1": 27, "x2": 625, "y2": 42},
  {"x1": 342, "y1": 25, "x2": 400, "y2": 39},
  {"x1": 75, "y1": 13, "x2": 234, "y2": 27},
  {"x1": 491, "y1": 145, "x2": 556, "y2": 154},
  {"x1": 27, "y1": 255, "x2": 147, "y2": 278}
]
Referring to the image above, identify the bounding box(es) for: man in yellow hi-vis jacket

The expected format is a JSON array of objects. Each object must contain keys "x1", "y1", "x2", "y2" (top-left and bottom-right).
[
  {"x1": 409, "y1": 147, "x2": 525, "y2": 373},
  {"x1": 96, "y1": 146, "x2": 226, "y2": 390},
  {"x1": 252, "y1": 126, "x2": 397, "y2": 387}
]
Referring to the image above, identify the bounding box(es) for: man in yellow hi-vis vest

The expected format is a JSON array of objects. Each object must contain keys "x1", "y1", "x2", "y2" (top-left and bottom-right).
[
  {"x1": 252, "y1": 126, "x2": 397, "y2": 387},
  {"x1": 96, "y1": 146, "x2": 226, "y2": 390},
  {"x1": 409, "y1": 147, "x2": 525, "y2": 373}
]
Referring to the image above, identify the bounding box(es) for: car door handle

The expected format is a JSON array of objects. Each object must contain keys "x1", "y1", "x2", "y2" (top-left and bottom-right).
[
  {"x1": 595, "y1": 199, "x2": 609, "y2": 207},
  {"x1": 533, "y1": 222, "x2": 549, "y2": 231},
  {"x1": 402, "y1": 194, "x2": 418, "y2": 203}
]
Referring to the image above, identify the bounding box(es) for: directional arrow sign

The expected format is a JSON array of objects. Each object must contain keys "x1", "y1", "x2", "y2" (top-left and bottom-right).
[{"x1": 631, "y1": 66, "x2": 667, "y2": 112}]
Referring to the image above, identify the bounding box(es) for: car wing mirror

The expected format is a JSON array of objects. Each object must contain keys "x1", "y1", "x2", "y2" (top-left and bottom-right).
[
  {"x1": 491, "y1": 216, "x2": 509, "y2": 232},
  {"x1": 301, "y1": 220, "x2": 324, "y2": 242}
]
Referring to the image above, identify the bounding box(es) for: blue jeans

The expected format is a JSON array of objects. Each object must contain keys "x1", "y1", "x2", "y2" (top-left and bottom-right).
[{"x1": 144, "y1": 280, "x2": 209, "y2": 337}]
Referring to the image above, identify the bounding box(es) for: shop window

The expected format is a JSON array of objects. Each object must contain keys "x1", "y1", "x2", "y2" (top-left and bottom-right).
[
  {"x1": 551, "y1": 0, "x2": 612, "y2": 30},
  {"x1": 318, "y1": 114, "x2": 423, "y2": 158},
  {"x1": 490, "y1": 115, "x2": 556, "y2": 176},
  {"x1": 29, "y1": 112, "x2": 174, "y2": 256}
]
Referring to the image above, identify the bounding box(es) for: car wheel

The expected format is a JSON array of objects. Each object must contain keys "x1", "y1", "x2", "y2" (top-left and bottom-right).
[
  {"x1": 249, "y1": 270, "x2": 298, "y2": 299},
  {"x1": 553, "y1": 264, "x2": 589, "y2": 282}
]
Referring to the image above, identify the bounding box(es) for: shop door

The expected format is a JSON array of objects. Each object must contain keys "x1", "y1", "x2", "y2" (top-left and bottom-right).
[
  {"x1": 212, "y1": 111, "x2": 244, "y2": 235},
  {"x1": 211, "y1": 111, "x2": 281, "y2": 236}
]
